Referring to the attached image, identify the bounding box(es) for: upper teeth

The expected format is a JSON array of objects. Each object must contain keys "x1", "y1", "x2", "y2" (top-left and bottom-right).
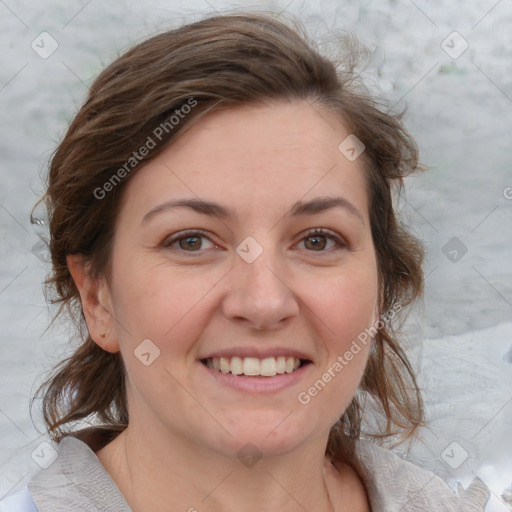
[{"x1": 205, "y1": 356, "x2": 301, "y2": 376}]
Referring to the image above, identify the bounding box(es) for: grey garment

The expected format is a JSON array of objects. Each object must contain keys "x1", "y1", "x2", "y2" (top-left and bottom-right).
[
  {"x1": 26, "y1": 436, "x2": 490, "y2": 512},
  {"x1": 28, "y1": 437, "x2": 131, "y2": 512},
  {"x1": 352, "y1": 441, "x2": 489, "y2": 512}
]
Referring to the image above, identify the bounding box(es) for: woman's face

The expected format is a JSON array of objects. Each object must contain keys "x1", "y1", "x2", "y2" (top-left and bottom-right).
[{"x1": 100, "y1": 100, "x2": 379, "y2": 457}]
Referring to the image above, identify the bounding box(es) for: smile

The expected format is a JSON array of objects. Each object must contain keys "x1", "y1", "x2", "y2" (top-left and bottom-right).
[{"x1": 201, "y1": 356, "x2": 310, "y2": 377}]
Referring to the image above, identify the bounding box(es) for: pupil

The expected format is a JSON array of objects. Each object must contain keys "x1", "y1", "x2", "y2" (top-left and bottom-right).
[
  {"x1": 181, "y1": 237, "x2": 200, "y2": 250},
  {"x1": 307, "y1": 235, "x2": 325, "y2": 250}
]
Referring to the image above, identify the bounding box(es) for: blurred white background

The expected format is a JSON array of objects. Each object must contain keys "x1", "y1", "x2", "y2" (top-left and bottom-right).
[{"x1": 1, "y1": 1, "x2": 511, "y2": 509}]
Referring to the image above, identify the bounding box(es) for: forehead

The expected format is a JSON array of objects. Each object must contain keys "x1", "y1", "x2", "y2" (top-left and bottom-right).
[{"x1": 120, "y1": 100, "x2": 369, "y2": 223}]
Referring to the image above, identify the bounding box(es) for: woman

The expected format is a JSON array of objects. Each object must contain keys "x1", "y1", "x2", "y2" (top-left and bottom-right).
[{"x1": 0, "y1": 12, "x2": 490, "y2": 512}]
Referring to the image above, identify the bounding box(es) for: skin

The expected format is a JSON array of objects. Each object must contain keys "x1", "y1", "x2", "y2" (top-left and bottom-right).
[{"x1": 68, "y1": 99, "x2": 377, "y2": 511}]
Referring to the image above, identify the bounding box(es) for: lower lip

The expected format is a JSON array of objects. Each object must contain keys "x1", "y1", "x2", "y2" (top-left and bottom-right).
[{"x1": 198, "y1": 361, "x2": 312, "y2": 393}]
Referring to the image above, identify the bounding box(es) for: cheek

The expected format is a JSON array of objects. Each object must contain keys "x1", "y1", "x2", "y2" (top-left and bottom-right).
[
  {"x1": 312, "y1": 262, "x2": 379, "y2": 344},
  {"x1": 298, "y1": 265, "x2": 378, "y2": 421},
  {"x1": 110, "y1": 255, "x2": 223, "y2": 354},
  {"x1": 108, "y1": 259, "x2": 222, "y2": 408}
]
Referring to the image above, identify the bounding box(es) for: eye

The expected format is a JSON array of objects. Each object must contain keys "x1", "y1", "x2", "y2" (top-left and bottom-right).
[
  {"x1": 161, "y1": 228, "x2": 347, "y2": 255},
  {"x1": 298, "y1": 228, "x2": 347, "y2": 252},
  {"x1": 161, "y1": 230, "x2": 216, "y2": 253}
]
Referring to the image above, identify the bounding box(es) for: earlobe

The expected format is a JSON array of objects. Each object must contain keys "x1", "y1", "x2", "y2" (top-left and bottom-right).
[{"x1": 66, "y1": 254, "x2": 120, "y2": 353}]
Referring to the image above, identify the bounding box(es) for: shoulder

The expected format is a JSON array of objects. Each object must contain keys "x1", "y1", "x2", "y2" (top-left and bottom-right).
[
  {"x1": 351, "y1": 438, "x2": 490, "y2": 512},
  {"x1": 23, "y1": 433, "x2": 131, "y2": 512},
  {"x1": 0, "y1": 487, "x2": 38, "y2": 512}
]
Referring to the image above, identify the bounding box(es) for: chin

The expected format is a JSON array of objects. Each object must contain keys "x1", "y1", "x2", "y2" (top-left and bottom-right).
[{"x1": 201, "y1": 409, "x2": 319, "y2": 460}]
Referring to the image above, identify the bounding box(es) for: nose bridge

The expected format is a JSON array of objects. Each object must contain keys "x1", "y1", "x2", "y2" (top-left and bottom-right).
[{"x1": 222, "y1": 235, "x2": 298, "y2": 329}]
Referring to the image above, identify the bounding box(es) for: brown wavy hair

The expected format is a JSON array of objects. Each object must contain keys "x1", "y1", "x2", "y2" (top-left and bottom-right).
[{"x1": 32, "y1": 11, "x2": 425, "y2": 463}]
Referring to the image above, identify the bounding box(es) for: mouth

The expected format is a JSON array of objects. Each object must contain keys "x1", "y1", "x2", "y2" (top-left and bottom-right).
[{"x1": 200, "y1": 356, "x2": 311, "y2": 377}]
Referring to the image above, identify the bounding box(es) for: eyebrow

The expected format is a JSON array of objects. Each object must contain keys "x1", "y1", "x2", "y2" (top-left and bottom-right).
[{"x1": 141, "y1": 196, "x2": 365, "y2": 225}]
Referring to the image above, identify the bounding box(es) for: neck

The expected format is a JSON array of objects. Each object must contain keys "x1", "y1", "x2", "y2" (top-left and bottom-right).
[{"x1": 95, "y1": 422, "x2": 340, "y2": 512}]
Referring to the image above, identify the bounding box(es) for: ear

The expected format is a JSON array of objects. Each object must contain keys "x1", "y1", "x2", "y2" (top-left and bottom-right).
[{"x1": 66, "y1": 254, "x2": 120, "y2": 353}]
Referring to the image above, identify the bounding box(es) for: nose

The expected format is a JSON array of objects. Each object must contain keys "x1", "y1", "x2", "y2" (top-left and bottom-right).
[{"x1": 221, "y1": 243, "x2": 299, "y2": 331}]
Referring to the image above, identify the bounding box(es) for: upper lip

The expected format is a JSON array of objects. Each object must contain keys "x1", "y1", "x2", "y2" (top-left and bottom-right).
[{"x1": 199, "y1": 347, "x2": 312, "y2": 361}]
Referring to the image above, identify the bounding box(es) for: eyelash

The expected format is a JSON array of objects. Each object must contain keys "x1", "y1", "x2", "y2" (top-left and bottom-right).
[{"x1": 161, "y1": 228, "x2": 347, "y2": 255}]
